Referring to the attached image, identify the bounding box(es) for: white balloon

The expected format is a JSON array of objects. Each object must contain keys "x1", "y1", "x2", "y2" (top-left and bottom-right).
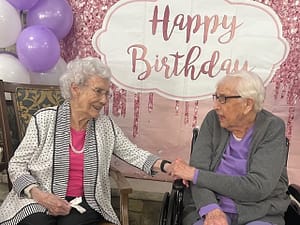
[
  {"x1": 0, "y1": 0, "x2": 22, "y2": 48},
  {"x1": 30, "y1": 57, "x2": 67, "y2": 85},
  {"x1": 0, "y1": 53, "x2": 30, "y2": 83}
]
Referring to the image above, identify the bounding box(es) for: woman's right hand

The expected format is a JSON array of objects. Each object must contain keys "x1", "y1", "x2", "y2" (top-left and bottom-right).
[{"x1": 31, "y1": 187, "x2": 71, "y2": 216}]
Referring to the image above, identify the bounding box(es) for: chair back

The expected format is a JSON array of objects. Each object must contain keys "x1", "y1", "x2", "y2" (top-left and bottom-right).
[
  {"x1": 0, "y1": 80, "x2": 64, "y2": 188},
  {"x1": 191, "y1": 126, "x2": 200, "y2": 154},
  {"x1": 14, "y1": 85, "x2": 64, "y2": 139}
]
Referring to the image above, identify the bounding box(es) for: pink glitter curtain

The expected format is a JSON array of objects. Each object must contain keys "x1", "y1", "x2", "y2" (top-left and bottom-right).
[{"x1": 267, "y1": 0, "x2": 300, "y2": 139}]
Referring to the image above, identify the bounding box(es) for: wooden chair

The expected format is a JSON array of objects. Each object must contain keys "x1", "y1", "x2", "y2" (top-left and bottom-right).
[{"x1": 0, "y1": 80, "x2": 132, "y2": 225}]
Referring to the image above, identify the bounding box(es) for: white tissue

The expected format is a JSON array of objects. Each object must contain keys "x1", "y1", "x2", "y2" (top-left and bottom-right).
[{"x1": 69, "y1": 197, "x2": 86, "y2": 214}]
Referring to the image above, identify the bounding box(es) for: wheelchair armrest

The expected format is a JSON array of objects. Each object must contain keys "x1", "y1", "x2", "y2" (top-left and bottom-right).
[
  {"x1": 173, "y1": 179, "x2": 185, "y2": 190},
  {"x1": 281, "y1": 184, "x2": 300, "y2": 224},
  {"x1": 288, "y1": 184, "x2": 300, "y2": 204},
  {"x1": 286, "y1": 184, "x2": 300, "y2": 220}
]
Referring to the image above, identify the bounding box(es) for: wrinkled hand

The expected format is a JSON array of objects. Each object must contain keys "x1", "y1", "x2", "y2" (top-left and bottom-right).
[
  {"x1": 168, "y1": 158, "x2": 195, "y2": 182},
  {"x1": 204, "y1": 208, "x2": 228, "y2": 225},
  {"x1": 31, "y1": 187, "x2": 71, "y2": 216}
]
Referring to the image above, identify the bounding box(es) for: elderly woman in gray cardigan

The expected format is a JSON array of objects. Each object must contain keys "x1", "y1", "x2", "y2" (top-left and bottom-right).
[
  {"x1": 169, "y1": 70, "x2": 290, "y2": 225},
  {"x1": 0, "y1": 57, "x2": 171, "y2": 225}
]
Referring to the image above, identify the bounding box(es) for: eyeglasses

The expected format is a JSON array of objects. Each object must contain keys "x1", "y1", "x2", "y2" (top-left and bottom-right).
[
  {"x1": 90, "y1": 87, "x2": 111, "y2": 99},
  {"x1": 212, "y1": 94, "x2": 241, "y2": 104}
]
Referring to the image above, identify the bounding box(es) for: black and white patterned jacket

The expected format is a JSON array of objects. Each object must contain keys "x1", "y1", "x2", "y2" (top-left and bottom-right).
[{"x1": 0, "y1": 101, "x2": 159, "y2": 225}]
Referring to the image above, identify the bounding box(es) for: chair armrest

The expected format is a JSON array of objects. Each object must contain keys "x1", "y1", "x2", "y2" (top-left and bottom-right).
[
  {"x1": 109, "y1": 167, "x2": 132, "y2": 225},
  {"x1": 109, "y1": 167, "x2": 132, "y2": 195},
  {"x1": 0, "y1": 162, "x2": 8, "y2": 171}
]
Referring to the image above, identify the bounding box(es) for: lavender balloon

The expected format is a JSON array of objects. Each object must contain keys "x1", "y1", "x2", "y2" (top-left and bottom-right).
[
  {"x1": 7, "y1": 0, "x2": 40, "y2": 10},
  {"x1": 16, "y1": 25, "x2": 60, "y2": 73},
  {"x1": 26, "y1": 0, "x2": 73, "y2": 40}
]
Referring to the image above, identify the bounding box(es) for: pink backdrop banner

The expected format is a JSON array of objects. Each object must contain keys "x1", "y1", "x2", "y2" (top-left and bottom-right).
[{"x1": 61, "y1": 0, "x2": 300, "y2": 185}]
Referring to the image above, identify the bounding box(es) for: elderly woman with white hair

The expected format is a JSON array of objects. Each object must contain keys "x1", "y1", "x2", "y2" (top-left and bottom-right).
[
  {"x1": 0, "y1": 57, "x2": 171, "y2": 225},
  {"x1": 169, "y1": 70, "x2": 290, "y2": 225}
]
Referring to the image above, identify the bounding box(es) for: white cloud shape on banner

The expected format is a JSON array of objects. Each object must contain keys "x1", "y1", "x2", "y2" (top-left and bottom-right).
[{"x1": 92, "y1": 0, "x2": 289, "y2": 101}]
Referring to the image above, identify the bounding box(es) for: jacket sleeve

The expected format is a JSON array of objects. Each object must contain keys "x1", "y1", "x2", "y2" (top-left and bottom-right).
[
  {"x1": 107, "y1": 117, "x2": 159, "y2": 175},
  {"x1": 189, "y1": 110, "x2": 220, "y2": 210},
  {"x1": 8, "y1": 116, "x2": 40, "y2": 196}
]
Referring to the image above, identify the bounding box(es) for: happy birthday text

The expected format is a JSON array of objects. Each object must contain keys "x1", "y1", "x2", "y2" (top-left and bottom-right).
[{"x1": 127, "y1": 5, "x2": 251, "y2": 80}]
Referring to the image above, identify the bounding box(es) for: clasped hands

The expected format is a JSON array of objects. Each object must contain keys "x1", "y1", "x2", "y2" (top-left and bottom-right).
[{"x1": 164, "y1": 158, "x2": 196, "y2": 187}]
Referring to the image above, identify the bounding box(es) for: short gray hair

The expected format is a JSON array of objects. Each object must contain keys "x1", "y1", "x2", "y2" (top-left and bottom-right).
[
  {"x1": 218, "y1": 70, "x2": 266, "y2": 112},
  {"x1": 59, "y1": 57, "x2": 112, "y2": 99}
]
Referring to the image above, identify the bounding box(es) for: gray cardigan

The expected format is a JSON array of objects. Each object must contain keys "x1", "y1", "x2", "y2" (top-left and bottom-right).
[
  {"x1": 0, "y1": 101, "x2": 159, "y2": 225},
  {"x1": 183, "y1": 109, "x2": 290, "y2": 225}
]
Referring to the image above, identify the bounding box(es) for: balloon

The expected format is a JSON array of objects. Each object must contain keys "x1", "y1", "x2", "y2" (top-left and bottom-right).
[
  {"x1": 0, "y1": 0, "x2": 22, "y2": 48},
  {"x1": 26, "y1": 0, "x2": 73, "y2": 40},
  {"x1": 30, "y1": 57, "x2": 67, "y2": 85},
  {"x1": 6, "y1": 0, "x2": 40, "y2": 10},
  {"x1": 0, "y1": 53, "x2": 30, "y2": 83},
  {"x1": 16, "y1": 25, "x2": 60, "y2": 73}
]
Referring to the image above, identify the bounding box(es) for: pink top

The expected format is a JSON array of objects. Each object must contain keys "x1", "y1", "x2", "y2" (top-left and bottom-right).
[{"x1": 66, "y1": 128, "x2": 85, "y2": 197}]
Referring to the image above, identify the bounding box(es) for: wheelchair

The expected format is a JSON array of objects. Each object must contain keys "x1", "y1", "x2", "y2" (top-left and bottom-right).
[{"x1": 159, "y1": 128, "x2": 300, "y2": 225}]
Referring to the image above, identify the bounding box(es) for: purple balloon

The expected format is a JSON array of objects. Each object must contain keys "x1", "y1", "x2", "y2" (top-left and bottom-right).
[
  {"x1": 16, "y1": 25, "x2": 60, "y2": 73},
  {"x1": 7, "y1": 0, "x2": 40, "y2": 10},
  {"x1": 26, "y1": 0, "x2": 73, "y2": 40}
]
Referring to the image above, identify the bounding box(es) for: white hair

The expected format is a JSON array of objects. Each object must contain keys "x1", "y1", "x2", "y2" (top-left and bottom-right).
[
  {"x1": 217, "y1": 70, "x2": 266, "y2": 112},
  {"x1": 59, "y1": 57, "x2": 112, "y2": 99}
]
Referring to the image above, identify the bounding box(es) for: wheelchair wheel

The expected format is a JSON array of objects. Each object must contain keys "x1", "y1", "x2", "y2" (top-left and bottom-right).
[
  {"x1": 165, "y1": 187, "x2": 184, "y2": 225},
  {"x1": 166, "y1": 189, "x2": 176, "y2": 225},
  {"x1": 159, "y1": 192, "x2": 170, "y2": 225},
  {"x1": 173, "y1": 188, "x2": 184, "y2": 225}
]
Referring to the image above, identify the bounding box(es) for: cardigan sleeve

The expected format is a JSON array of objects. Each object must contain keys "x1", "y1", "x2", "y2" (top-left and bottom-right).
[
  {"x1": 189, "y1": 110, "x2": 220, "y2": 210},
  {"x1": 8, "y1": 116, "x2": 40, "y2": 196},
  {"x1": 105, "y1": 117, "x2": 160, "y2": 175}
]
